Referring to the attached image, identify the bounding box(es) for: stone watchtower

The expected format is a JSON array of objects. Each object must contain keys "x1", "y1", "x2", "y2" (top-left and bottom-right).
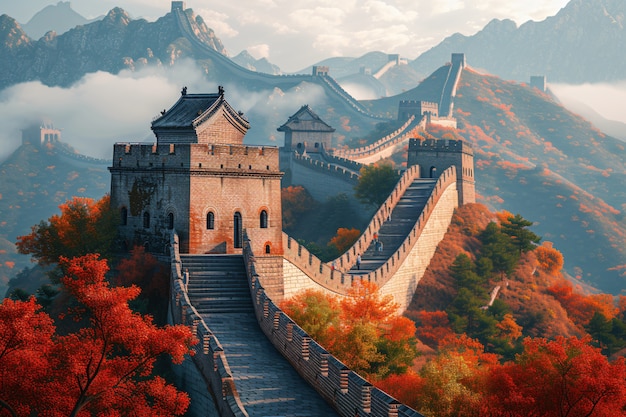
[
  {"x1": 407, "y1": 138, "x2": 475, "y2": 205},
  {"x1": 277, "y1": 105, "x2": 335, "y2": 153},
  {"x1": 109, "y1": 87, "x2": 283, "y2": 256}
]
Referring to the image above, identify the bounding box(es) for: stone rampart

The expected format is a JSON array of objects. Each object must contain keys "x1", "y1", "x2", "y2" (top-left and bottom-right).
[
  {"x1": 281, "y1": 166, "x2": 459, "y2": 311},
  {"x1": 291, "y1": 152, "x2": 360, "y2": 184},
  {"x1": 168, "y1": 233, "x2": 248, "y2": 417},
  {"x1": 285, "y1": 151, "x2": 365, "y2": 212},
  {"x1": 242, "y1": 238, "x2": 423, "y2": 417},
  {"x1": 333, "y1": 116, "x2": 426, "y2": 165}
]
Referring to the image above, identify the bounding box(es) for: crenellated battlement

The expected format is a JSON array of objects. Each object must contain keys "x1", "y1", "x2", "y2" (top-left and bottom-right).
[
  {"x1": 111, "y1": 142, "x2": 280, "y2": 172},
  {"x1": 408, "y1": 138, "x2": 473, "y2": 155}
]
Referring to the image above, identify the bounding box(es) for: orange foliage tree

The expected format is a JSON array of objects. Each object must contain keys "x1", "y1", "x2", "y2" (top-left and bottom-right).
[
  {"x1": 0, "y1": 254, "x2": 196, "y2": 417},
  {"x1": 281, "y1": 186, "x2": 316, "y2": 230},
  {"x1": 410, "y1": 335, "x2": 497, "y2": 417},
  {"x1": 280, "y1": 289, "x2": 340, "y2": 348},
  {"x1": 328, "y1": 227, "x2": 361, "y2": 254},
  {"x1": 282, "y1": 280, "x2": 417, "y2": 380},
  {"x1": 535, "y1": 242, "x2": 564, "y2": 275},
  {"x1": 16, "y1": 195, "x2": 119, "y2": 266}
]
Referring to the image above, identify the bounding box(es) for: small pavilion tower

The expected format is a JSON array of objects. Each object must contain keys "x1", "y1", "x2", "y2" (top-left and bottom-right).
[
  {"x1": 109, "y1": 86, "x2": 283, "y2": 256},
  {"x1": 277, "y1": 105, "x2": 335, "y2": 153}
]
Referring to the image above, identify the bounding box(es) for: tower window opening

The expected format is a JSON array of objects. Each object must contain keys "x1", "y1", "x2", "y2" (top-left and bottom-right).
[
  {"x1": 260, "y1": 210, "x2": 268, "y2": 228},
  {"x1": 167, "y1": 212, "x2": 174, "y2": 230},
  {"x1": 143, "y1": 212, "x2": 150, "y2": 229},
  {"x1": 234, "y1": 212, "x2": 243, "y2": 249},
  {"x1": 207, "y1": 211, "x2": 215, "y2": 230},
  {"x1": 120, "y1": 207, "x2": 128, "y2": 226}
]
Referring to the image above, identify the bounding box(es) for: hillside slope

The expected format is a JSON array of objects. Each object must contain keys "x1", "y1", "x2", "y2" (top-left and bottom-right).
[
  {"x1": 364, "y1": 65, "x2": 626, "y2": 293},
  {"x1": 454, "y1": 69, "x2": 626, "y2": 293},
  {"x1": 0, "y1": 142, "x2": 110, "y2": 295}
]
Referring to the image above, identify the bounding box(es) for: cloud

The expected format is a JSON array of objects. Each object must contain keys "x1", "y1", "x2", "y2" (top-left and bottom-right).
[
  {"x1": 247, "y1": 44, "x2": 271, "y2": 60},
  {"x1": 289, "y1": 7, "x2": 347, "y2": 29},
  {"x1": 0, "y1": 60, "x2": 213, "y2": 162},
  {"x1": 551, "y1": 82, "x2": 626, "y2": 125},
  {"x1": 196, "y1": 9, "x2": 239, "y2": 38},
  {"x1": 364, "y1": 1, "x2": 418, "y2": 22}
]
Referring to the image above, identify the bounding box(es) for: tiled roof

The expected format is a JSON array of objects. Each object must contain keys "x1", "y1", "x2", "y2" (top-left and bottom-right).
[{"x1": 152, "y1": 93, "x2": 221, "y2": 129}]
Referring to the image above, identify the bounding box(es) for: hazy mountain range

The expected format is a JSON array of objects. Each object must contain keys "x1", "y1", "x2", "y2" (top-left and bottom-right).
[{"x1": 0, "y1": 0, "x2": 625, "y2": 297}]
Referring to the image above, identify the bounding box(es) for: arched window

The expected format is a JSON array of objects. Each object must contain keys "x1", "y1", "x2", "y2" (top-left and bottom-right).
[
  {"x1": 265, "y1": 244, "x2": 271, "y2": 254},
  {"x1": 260, "y1": 210, "x2": 268, "y2": 228},
  {"x1": 167, "y1": 212, "x2": 174, "y2": 230},
  {"x1": 120, "y1": 207, "x2": 128, "y2": 226},
  {"x1": 143, "y1": 212, "x2": 150, "y2": 229},
  {"x1": 207, "y1": 211, "x2": 215, "y2": 230},
  {"x1": 234, "y1": 212, "x2": 243, "y2": 249}
]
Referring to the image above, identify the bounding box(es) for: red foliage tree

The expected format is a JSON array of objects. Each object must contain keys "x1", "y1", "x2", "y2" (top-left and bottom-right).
[
  {"x1": 414, "y1": 310, "x2": 455, "y2": 348},
  {"x1": 0, "y1": 254, "x2": 196, "y2": 417},
  {"x1": 0, "y1": 298, "x2": 55, "y2": 416},
  {"x1": 548, "y1": 278, "x2": 617, "y2": 327},
  {"x1": 115, "y1": 245, "x2": 170, "y2": 322},
  {"x1": 482, "y1": 336, "x2": 626, "y2": 417}
]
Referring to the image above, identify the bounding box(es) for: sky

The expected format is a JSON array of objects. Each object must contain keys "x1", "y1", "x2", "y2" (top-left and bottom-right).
[
  {"x1": 3, "y1": 0, "x2": 571, "y2": 72},
  {"x1": 1, "y1": 0, "x2": 624, "y2": 160}
]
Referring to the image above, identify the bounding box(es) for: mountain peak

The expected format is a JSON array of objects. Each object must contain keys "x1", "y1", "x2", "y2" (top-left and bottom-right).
[
  {"x1": 22, "y1": 2, "x2": 91, "y2": 40},
  {"x1": 0, "y1": 14, "x2": 31, "y2": 49},
  {"x1": 104, "y1": 8, "x2": 131, "y2": 26}
]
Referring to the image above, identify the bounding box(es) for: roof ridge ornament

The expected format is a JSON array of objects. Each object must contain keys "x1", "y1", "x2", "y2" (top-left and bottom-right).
[{"x1": 181, "y1": 86, "x2": 187, "y2": 96}]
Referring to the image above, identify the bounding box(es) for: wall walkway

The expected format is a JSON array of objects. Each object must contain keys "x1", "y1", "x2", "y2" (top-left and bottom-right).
[
  {"x1": 243, "y1": 237, "x2": 424, "y2": 417},
  {"x1": 279, "y1": 166, "x2": 458, "y2": 311}
]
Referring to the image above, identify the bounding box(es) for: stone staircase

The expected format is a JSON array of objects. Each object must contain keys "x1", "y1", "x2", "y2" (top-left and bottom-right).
[
  {"x1": 349, "y1": 178, "x2": 437, "y2": 274},
  {"x1": 182, "y1": 254, "x2": 253, "y2": 314},
  {"x1": 180, "y1": 254, "x2": 340, "y2": 417}
]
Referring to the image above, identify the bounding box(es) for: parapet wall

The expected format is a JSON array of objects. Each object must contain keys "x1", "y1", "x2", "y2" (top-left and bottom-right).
[
  {"x1": 281, "y1": 166, "x2": 459, "y2": 311},
  {"x1": 242, "y1": 237, "x2": 423, "y2": 417},
  {"x1": 408, "y1": 138, "x2": 472, "y2": 154},
  {"x1": 168, "y1": 233, "x2": 247, "y2": 417},
  {"x1": 332, "y1": 115, "x2": 421, "y2": 162}
]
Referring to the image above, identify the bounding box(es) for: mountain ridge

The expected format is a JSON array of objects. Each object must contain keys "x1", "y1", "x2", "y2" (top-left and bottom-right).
[{"x1": 410, "y1": 0, "x2": 626, "y2": 83}]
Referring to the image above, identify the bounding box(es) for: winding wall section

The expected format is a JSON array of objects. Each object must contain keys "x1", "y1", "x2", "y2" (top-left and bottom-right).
[{"x1": 279, "y1": 166, "x2": 458, "y2": 311}]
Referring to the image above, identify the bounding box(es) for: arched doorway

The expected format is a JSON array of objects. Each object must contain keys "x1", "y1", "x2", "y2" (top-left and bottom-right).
[
  {"x1": 429, "y1": 166, "x2": 437, "y2": 178},
  {"x1": 234, "y1": 212, "x2": 243, "y2": 249}
]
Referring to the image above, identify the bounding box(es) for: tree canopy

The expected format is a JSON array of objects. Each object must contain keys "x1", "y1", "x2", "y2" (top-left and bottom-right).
[
  {"x1": 281, "y1": 280, "x2": 418, "y2": 380},
  {"x1": 354, "y1": 163, "x2": 400, "y2": 207},
  {"x1": 16, "y1": 195, "x2": 119, "y2": 266},
  {"x1": 0, "y1": 254, "x2": 196, "y2": 417}
]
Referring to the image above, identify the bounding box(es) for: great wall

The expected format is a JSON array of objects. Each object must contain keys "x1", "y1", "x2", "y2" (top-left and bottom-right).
[{"x1": 107, "y1": 3, "x2": 471, "y2": 415}]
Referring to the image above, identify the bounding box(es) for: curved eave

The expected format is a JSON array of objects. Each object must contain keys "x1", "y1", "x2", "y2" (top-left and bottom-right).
[{"x1": 193, "y1": 96, "x2": 250, "y2": 134}]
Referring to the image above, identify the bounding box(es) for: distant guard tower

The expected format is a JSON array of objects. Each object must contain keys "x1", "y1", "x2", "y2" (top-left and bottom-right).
[
  {"x1": 407, "y1": 138, "x2": 475, "y2": 205},
  {"x1": 530, "y1": 76, "x2": 547, "y2": 92},
  {"x1": 22, "y1": 120, "x2": 61, "y2": 147},
  {"x1": 109, "y1": 87, "x2": 283, "y2": 256},
  {"x1": 171, "y1": 1, "x2": 185, "y2": 12}
]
